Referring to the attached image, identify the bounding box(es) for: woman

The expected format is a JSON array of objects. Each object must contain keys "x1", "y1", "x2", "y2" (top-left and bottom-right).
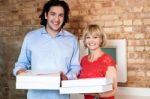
[{"x1": 79, "y1": 24, "x2": 117, "y2": 99}]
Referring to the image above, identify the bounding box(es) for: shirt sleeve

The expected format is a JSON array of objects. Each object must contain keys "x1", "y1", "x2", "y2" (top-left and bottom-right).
[
  {"x1": 66, "y1": 38, "x2": 81, "y2": 80},
  {"x1": 13, "y1": 34, "x2": 31, "y2": 76}
]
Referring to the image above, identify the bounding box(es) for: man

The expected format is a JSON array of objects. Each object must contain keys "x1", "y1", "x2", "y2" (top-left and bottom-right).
[{"x1": 13, "y1": 0, "x2": 81, "y2": 99}]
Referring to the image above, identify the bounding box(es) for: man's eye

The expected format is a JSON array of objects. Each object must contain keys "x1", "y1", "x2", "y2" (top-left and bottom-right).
[
  {"x1": 49, "y1": 12, "x2": 55, "y2": 15},
  {"x1": 50, "y1": 13, "x2": 55, "y2": 16},
  {"x1": 59, "y1": 14, "x2": 64, "y2": 17}
]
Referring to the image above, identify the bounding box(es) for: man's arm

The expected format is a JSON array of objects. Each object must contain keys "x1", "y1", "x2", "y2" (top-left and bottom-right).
[
  {"x1": 66, "y1": 39, "x2": 81, "y2": 80},
  {"x1": 13, "y1": 34, "x2": 31, "y2": 76}
]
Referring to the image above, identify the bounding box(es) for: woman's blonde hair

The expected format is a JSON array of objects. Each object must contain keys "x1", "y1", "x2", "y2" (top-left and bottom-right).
[{"x1": 82, "y1": 24, "x2": 107, "y2": 48}]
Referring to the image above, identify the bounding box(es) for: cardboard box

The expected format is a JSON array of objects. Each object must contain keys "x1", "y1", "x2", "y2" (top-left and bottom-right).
[
  {"x1": 60, "y1": 84, "x2": 112, "y2": 94},
  {"x1": 61, "y1": 77, "x2": 113, "y2": 87},
  {"x1": 60, "y1": 77, "x2": 113, "y2": 94},
  {"x1": 16, "y1": 72, "x2": 60, "y2": 90}
]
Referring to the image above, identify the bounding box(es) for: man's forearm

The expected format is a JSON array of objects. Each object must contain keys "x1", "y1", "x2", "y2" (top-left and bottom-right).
[{"x1": 16, "y1": 68, "x2": 26, "y2": 75}]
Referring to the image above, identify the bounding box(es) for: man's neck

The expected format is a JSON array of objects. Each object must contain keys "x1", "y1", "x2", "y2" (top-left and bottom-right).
[{"x1": 46, "y1": 27, "x2": 61, "y2": 37}]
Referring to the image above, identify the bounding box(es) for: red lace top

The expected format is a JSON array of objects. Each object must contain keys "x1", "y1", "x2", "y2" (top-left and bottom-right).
[{"x1": 79, "y1": 53, "x2": 116, "y2": 99}]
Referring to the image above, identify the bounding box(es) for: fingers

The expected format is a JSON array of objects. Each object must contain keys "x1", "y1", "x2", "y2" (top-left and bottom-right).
[
  {"x1": 60, "y1": 72, "x2": 68, "y2": 80},
  {"x1": 16, "y1": 68, "x2": 27, "y2": 75}
]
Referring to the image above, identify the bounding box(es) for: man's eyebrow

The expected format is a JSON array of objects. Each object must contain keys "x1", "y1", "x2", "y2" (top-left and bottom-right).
[
  {"x1": 48, "y1": 11, "x2": 64, "y2": 14},
  {"x1": 48, "y1": 11, "x2": 55, "y2": 13}
]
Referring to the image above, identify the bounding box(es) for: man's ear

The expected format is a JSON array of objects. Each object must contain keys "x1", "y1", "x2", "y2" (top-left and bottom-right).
[{"x1": 45, "y1": 12, "x2": 47, "y2": 19}]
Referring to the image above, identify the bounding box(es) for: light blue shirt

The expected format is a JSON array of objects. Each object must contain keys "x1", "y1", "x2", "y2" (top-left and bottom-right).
[{"x1": 13, "y1": 27, "x2": 81, "y2": 99}]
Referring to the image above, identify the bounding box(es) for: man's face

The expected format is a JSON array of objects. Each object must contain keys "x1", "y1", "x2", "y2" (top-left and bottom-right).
[{"x1": 45, "y1": 6, "x2": 64, "y2": 33}]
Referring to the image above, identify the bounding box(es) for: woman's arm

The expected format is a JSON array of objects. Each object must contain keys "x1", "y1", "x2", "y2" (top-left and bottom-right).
[
  {"x1": 84, "y1": 66, "x2": 117, "y2": 98},
  {"x1": 99, "y1": 66, "x2": 117, "y2": 98}
]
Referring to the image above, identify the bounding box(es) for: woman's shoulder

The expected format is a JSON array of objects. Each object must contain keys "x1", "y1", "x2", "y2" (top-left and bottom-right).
[
  {"x1": 80, "y1": 55, "x2": 89, "y2": 63},
  {"x1": 101, "y1": 53, "x2": 116, "y2": 65},
  {"x1": 102, "y1": 53, "x2": 114, "y2": 60},
  {"x1": 81, "y1": 55, "x2": 88, "y2": 60}
]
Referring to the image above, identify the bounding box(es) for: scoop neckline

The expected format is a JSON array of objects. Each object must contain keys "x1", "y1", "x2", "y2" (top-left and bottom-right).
[{"x1": 87, "y1": 53, "x2": 106, "y2": 63}]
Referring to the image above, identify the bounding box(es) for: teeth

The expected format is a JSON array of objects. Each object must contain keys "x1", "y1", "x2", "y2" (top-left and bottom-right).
[
  {"x1": 89, "y1": 44, "x2": 95, "y2": 46},
  {"x1": 54, "y1": 23, "x2": 59, "y2": 25},
  {"x1": 53, "y1": 21, "x2": 59, "y2": 25},
  {"x1": 90, "y1": 44, "x2": 94, "y2": 46}
]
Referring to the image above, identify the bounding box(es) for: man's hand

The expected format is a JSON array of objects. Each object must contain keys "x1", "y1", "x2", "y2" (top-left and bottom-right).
[
  {"x1": 16, "y1": 68, "x2": 27, "y2": 75},
  {"x1": 60, "y1": 72, "x2": 68, "y2": 80}
]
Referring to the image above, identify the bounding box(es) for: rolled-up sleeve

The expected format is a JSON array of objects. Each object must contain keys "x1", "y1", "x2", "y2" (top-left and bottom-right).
[{"x1": 13, "y1": 34, "x2": 31, "y2": 76}]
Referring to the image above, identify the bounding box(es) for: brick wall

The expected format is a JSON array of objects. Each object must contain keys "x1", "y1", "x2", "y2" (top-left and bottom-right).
[{"x1": 0, "y1": 0, "x2": 150, "y2": 99}]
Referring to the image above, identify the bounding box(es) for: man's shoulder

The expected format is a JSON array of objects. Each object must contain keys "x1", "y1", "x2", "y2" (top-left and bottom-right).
[
  {"x1": 63, "y1": 29, "x2": 76, "y2": 38},
  {"x1": 28, "y1": 27, "x2": 44, "y2": 35},
  {"x1": 25, "y1": 27, "x2": 44, "y2": 38}
]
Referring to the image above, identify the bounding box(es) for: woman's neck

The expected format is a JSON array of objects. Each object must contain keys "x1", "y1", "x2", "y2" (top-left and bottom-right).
[{"x1": 88, "y1": 48, "x2": 104, "y2": 62}]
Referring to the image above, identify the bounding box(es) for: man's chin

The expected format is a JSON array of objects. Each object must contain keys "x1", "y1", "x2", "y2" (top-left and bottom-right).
[
  {"x1": 53, "y1": 27, "x2": 62, "y2": 31},
  {"x1": 47, "y1": 24, "x2": 62, "y2": 32}
]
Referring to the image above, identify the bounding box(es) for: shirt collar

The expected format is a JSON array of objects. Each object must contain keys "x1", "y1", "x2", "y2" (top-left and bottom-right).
[{"x1": 41, "y1": 27, "x2": 64, "y2": 37}]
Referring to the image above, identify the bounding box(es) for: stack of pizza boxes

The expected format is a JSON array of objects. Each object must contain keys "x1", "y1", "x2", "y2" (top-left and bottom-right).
[
  {"x1": 60, "y1": 77, "x2": 113, "y2": 94},
  {"x1": 16, "y1": 72, "x2": 60, "y2": 90}
]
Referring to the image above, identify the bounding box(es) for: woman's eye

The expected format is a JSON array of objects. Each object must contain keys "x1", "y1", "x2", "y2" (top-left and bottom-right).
[
  {"x1": 93, "y1": 36, "x2": 99, "y2": 38},
  {"x1": 86, "y1": 36, "x2": 90, "y2": 39}
]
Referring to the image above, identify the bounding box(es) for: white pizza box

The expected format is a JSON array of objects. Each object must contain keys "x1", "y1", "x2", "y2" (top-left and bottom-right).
[
  {"x1": 16, "y1": 72, "x2": 60, "y2": 90},
  {"x1": 60, "y1": 84, "x2": 112, "y2": 94},
  {"x1": 61, "y1": 77, "x2": 113, "y2": 88}
]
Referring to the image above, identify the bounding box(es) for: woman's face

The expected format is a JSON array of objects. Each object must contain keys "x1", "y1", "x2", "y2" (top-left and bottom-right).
[{"x1": 85, "y1": 34, "x2": 102, "y2": 51}]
